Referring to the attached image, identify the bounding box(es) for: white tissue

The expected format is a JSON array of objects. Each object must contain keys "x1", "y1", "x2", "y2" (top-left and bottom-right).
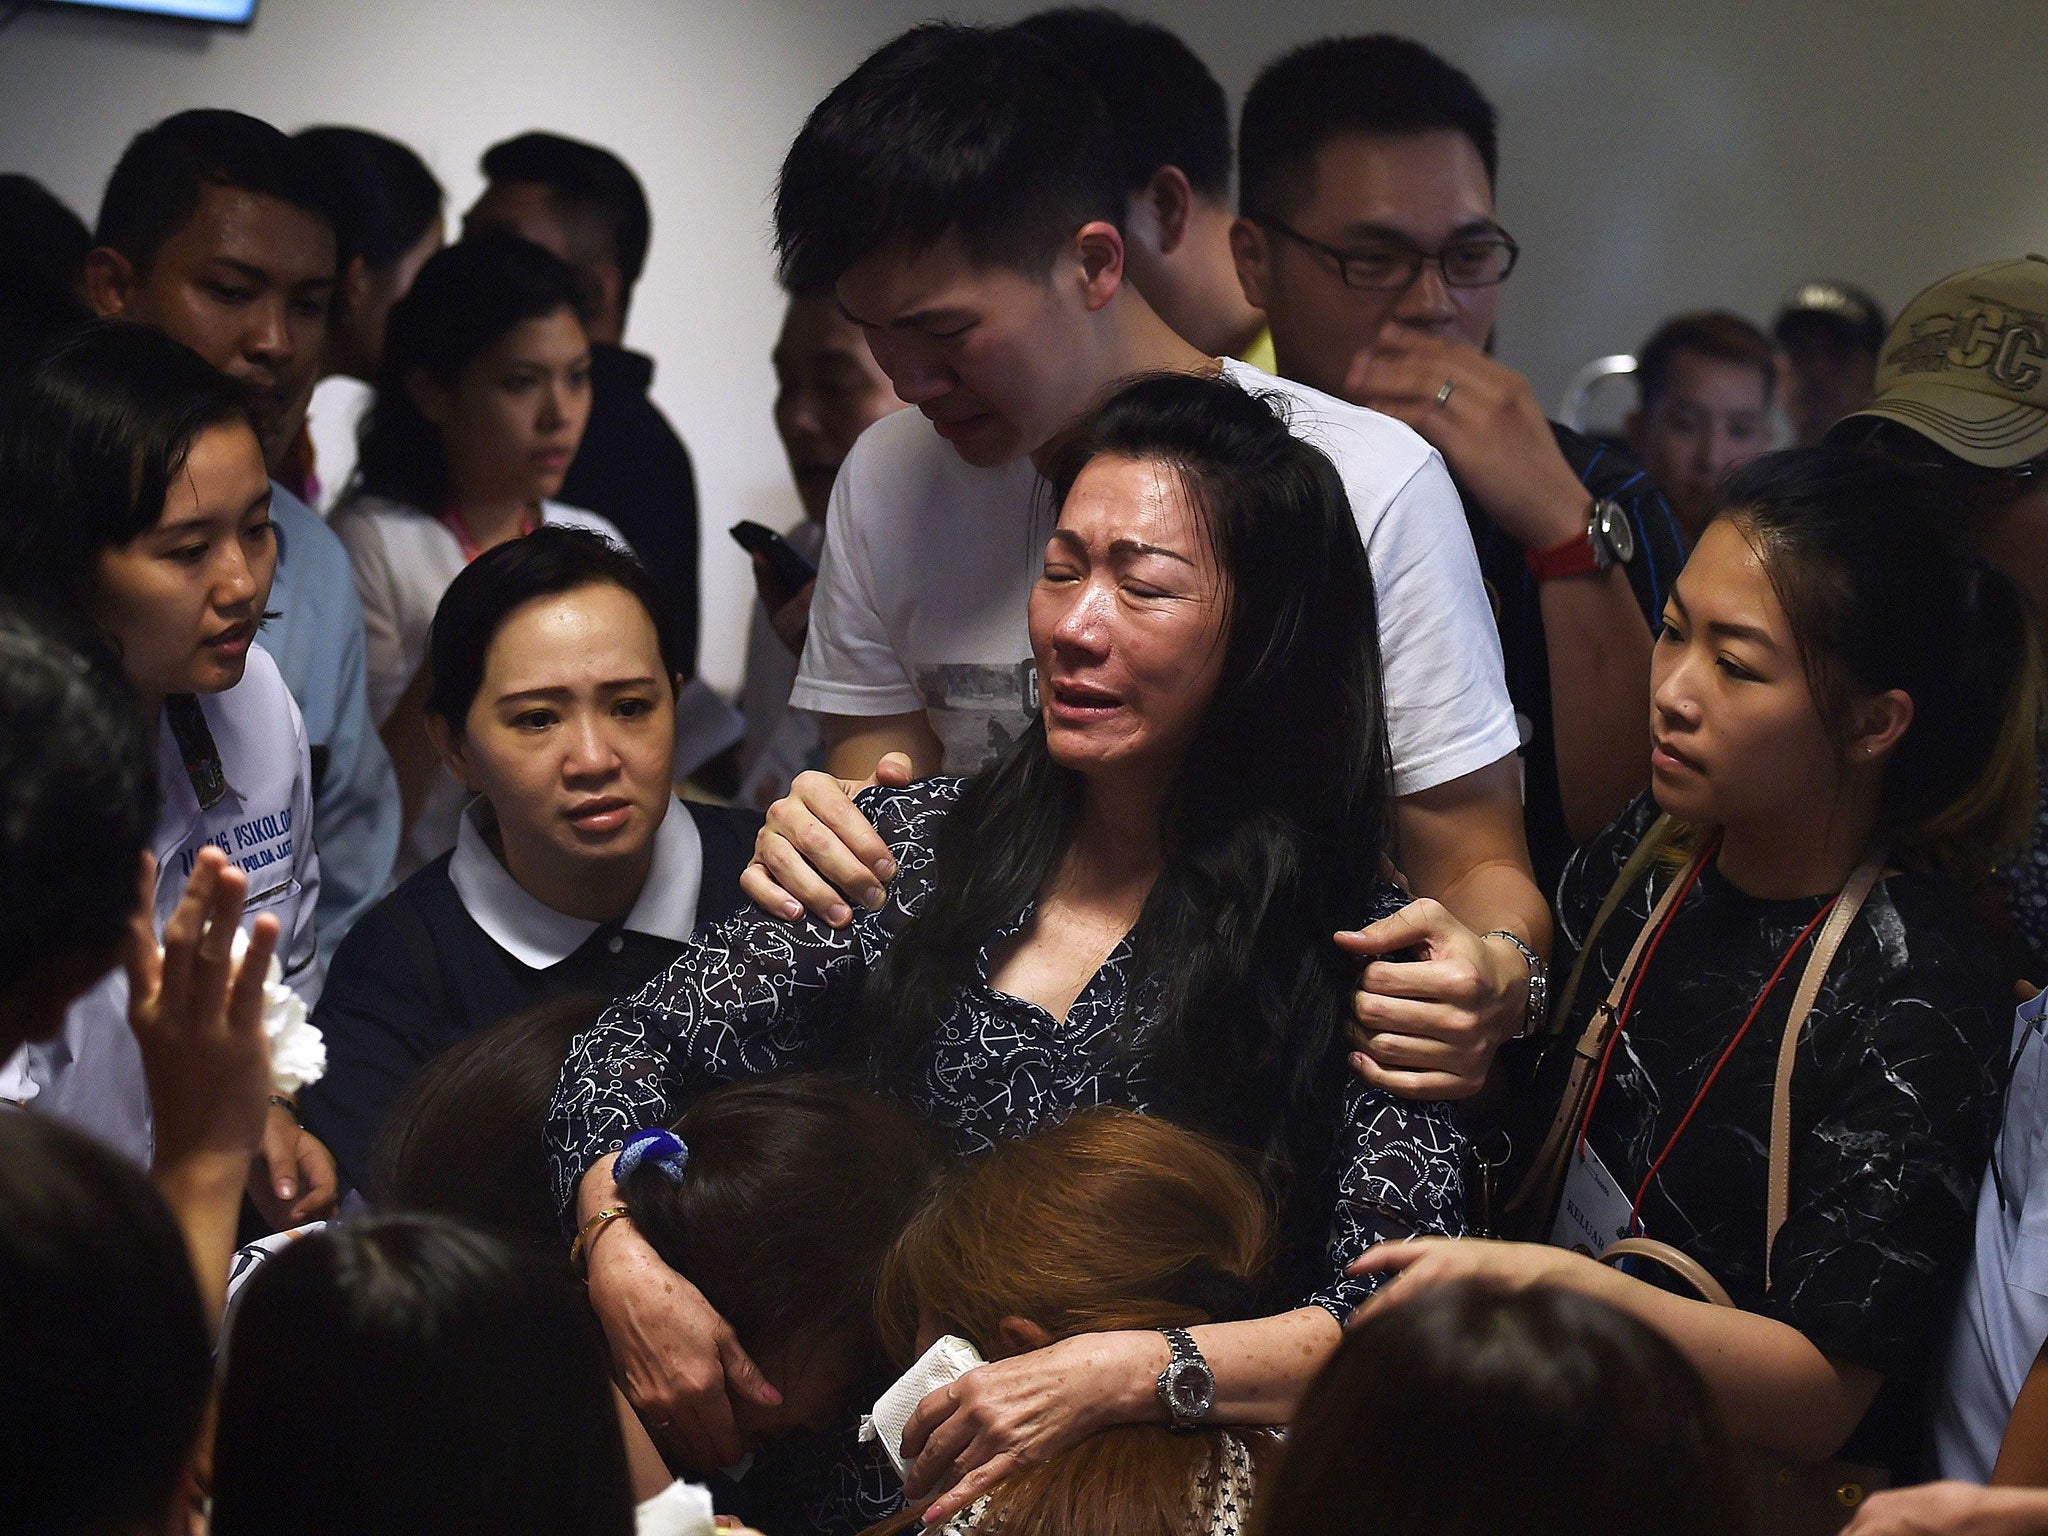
[
  {"x1": 633, "y1": 1479, "x2": 717, "y2": 1536},
  {"x1": 225, "y1": 927, "x2": 327, "y2": 1092},
  {"x1": 859, "y1": 1334, "x2": 985, "y2": 1480}
]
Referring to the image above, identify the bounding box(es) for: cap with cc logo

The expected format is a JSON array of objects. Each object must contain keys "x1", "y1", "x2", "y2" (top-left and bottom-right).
[{"x1": 1831, "y1": 254, "x2": 2048, "y2": 469}]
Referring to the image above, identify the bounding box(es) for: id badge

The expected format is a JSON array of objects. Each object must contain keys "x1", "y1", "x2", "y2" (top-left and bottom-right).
[{"x1": 1549, "y1": 1140, "x2": 1638, "y2": 1257}]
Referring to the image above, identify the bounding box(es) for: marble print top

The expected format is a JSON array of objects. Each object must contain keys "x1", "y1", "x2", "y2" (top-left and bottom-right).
[
  {"x1": 1557, "y1": 793, "x2": 2010, "y2": 1379},
  {"x1": 548, "y1": 777, "x2": 1467, "y2": 1322}
]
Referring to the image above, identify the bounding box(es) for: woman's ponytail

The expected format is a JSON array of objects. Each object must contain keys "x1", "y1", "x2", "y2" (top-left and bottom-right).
[{"x1": 1903, "y1": 561, "x2": 2043, "y2": 879}]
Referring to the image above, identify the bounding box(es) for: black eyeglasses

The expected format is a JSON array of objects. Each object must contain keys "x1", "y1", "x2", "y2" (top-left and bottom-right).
[{"x1": 1257, "y1": 219, "x2": 1520, "y2": 291}]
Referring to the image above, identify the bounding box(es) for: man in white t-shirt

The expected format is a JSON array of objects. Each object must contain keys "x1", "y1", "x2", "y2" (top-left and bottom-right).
[{"x1": 747, "y1": 21, "x2": 1549, "y2": 1091}]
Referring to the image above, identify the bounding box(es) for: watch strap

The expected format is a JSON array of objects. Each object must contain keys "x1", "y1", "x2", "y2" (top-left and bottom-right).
[
  {"x1": 1525, "y1": 527, "x2": 1602, "y2": 580},
  {"x1": 1156, "y1": 1327, "x2": 1211, "y2": 1430}
]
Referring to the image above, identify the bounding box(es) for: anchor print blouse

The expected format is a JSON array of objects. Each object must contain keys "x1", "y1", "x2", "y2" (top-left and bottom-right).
[{"x1": 549, "y1": 777, "x2": 1467, "y2": 1322}]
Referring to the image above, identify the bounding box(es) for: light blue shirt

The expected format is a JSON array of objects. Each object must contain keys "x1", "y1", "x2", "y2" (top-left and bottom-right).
[
  {"x1": 1936, "y1": 988, "x2": 2048, "y2": 1480},
  {"x1": 264, "y1": 483, "x2": 399, "y2": 965}
]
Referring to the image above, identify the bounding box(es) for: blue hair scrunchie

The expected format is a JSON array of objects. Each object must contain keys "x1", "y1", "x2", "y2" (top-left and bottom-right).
[{"x1": 614, "y1": 1127, "x2": 690, "y2": 1183}]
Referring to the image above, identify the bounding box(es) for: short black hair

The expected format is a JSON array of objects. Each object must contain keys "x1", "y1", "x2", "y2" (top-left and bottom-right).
[
  {"x1": 775, "y1": 22, "x2": 1124, "y2": 294},
  {"x1": 479, "y1": 131, "x2": 650, "y2": 294},
  {"x1": 0, "y1": 319, "x2": 249, "y2": 619},
  {"x1": 94, "y1": 108, "x2": 335, "y2": 276},
  {"x1": 425, "y1": 523, "x2": 684, "y2": 729},
  {"x1": 350, "y1": 233, "x2": 589, "y2": 510},
  {"x1": 212, "y1": 1215, "x2": 634, "y2": 1536},
  {"x1": 1636, "y1": 310, "x2": 1776, "y2": 414},
  {"x1": 0, "y1": 1113, "x2": 214, "y2": 1536},
  {"x1": 1011, "y1": 9, "x2": 1231, "y2": 201},
  {"x1": 1239, "y1": 35, "x2": 1500, "y2": 225},
  {"x1": 0, "y1": 604, "x2": 156, "y2": 998},
  {"x1": 0, "y1": 174, "x2": 91, "y2": 294},
  {"x1": 295, "y1": 125, "x2": 443, "y2": 274}
]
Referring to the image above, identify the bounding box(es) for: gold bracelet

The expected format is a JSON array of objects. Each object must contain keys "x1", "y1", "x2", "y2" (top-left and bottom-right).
[{"x1": 571, "y1": 1205, "x2": 631, "y2": 1277}]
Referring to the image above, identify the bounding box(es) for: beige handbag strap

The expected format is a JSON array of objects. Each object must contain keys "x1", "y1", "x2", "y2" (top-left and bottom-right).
[
  {"x1": 1763, "y1": 853, "x2": 1887, "y2": 1287},
  {"x1": 1511, "y1": 833, "x2": 1712, "y2": 1221},
  {"x1": 1547, "y1": 815, "x2": 1681, "y2": 1038},
  {"x1": 1598, "y1": 1237, "x2": 1736, "y2": 1308}
]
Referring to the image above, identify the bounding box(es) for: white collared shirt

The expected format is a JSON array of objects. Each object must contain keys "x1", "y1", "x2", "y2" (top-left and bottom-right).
[
  {"x1": 2, "y1": 644, "x2": 320, "y2": 1164},
  {"x1": 447, "y1": 792, "x2": 705, "y2": 969}
]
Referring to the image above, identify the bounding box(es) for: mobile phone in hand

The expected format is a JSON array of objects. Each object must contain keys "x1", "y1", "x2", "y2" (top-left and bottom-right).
[{"x1": 729, "y1": 520, "x2": 819, "y2": 606}]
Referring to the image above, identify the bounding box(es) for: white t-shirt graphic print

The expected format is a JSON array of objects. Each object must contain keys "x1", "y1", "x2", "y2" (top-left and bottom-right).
[{"x1": 790, "y1": 359, "x2": 1518, "y2": 795}]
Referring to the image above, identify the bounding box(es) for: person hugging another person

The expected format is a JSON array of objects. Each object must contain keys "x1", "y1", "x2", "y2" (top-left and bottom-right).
[
  {"x1": 1355, "y1": 447, "x2": 2040, "y2": 1492},
  {"x1": 359, "y1": 996, "x2": 932, "y2": 1535},
  {"x1": 300, "y1": 527, "x2": 759, "y2": 1195},
  {"x1": 550, "y1": 371, "x2": 1467, "y2": 1525},
  {"x1": 0, "y1": 321, "x2": 332, "y2": 1226},
  {"x1": 331, "y1": 232, "x2": 625, "y2": 877},
  {"x1": 866, "y1": 1109, "x2": 1282, "y2": 1536}
]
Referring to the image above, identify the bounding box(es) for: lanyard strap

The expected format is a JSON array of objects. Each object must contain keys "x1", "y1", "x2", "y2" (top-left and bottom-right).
[
  {"x1": 1623, "y1": 895, "x2": 1841, "y2": 1233},
  {"x1": 436, "y1": 505, "x2": 536, "y2": 564}
]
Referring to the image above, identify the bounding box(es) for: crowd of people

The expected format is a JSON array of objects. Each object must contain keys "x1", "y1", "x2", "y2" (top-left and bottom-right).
[{"x1": 1, "y1": 13, "x2": 2045, "y2": 1536}]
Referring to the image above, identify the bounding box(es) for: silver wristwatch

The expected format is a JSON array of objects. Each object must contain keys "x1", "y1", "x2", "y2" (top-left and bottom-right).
[
  {"x1": 1484, "y1": 929, "x2": 1549, "y2": 1038},
  {"x1": 1156, "y1": 1327, "x2": 1215, "y2": 1431},
  {"x1": 1588, "y1": 496, "x2": 1636, "y2": 572}
]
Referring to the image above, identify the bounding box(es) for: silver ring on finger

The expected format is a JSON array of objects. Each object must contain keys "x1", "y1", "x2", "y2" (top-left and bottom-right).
[{"x1": 1434, "y1": 378, "x2": 1457, "y2": 408}]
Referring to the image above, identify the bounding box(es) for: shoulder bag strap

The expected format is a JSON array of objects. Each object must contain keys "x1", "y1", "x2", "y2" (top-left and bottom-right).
[
  {"x1": 1547, "y1": 814, "x2": 1681, "y2": 1038},
  {"x1": 1764, "y1": 852, "x2": 1887, "y2": 1288},
  {"x1": 1507, "y1": 832, "x2": 1711, "y2": 1225},
  {"x1": 1598, "y1": 1236, "x2": 1736, "y2": 1308}
]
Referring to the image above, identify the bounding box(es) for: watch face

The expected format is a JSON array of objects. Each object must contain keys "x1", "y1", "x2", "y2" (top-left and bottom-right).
[
  {"x1": 1597, "y1": 500, "x2": 1636, "y2": 564},
  {"x1": 1166, "y1": 1359, "x2": 1216, "y2": 1420}
]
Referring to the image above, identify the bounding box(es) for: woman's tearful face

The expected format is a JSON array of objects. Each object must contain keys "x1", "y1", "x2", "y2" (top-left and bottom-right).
[{"x1": 1029, "y1": 453, "x2": 1231, "y2": 783}]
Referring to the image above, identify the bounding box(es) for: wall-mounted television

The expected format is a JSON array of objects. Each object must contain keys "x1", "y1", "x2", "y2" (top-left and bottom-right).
[{"x1": 39, "y1": 0, "x2": 257, "y2": 22}]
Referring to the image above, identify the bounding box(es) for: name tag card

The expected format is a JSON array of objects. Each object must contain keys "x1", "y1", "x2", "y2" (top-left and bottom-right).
[{"x1": 1550, "y1": 1141, "x2": 1637, "y2": 1256}]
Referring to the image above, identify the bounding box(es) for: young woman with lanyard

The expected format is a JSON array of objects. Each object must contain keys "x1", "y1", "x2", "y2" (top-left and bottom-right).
[
  {"x1": 1350, "y1": 447, "x2": 2042, "y2": 1489},
  {"x1": 331, "y1": 233, "x2": 626, "y2": 877},
  {"x1": 0, "y1": 321, "x2": 332, "y2": 1228}
]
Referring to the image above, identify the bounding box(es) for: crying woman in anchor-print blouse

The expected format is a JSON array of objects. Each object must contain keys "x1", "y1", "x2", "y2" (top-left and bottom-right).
[
  {"x1": 1554, "y1": 792, "x2": 2014, "y2": 1477},
  {"x1": 547, "y1": 777, "x2": 1468, "y2": 1324}
]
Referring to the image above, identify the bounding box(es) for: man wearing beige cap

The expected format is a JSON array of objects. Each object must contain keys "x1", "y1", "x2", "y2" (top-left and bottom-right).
[{"x1": 1828, "y1": 253, "x2": 2047, "y2": 978}]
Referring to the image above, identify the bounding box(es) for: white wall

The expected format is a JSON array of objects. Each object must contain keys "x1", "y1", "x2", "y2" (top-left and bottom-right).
[{"x1": 4, "y1": 0, "x2": 2045, "y2": 693}]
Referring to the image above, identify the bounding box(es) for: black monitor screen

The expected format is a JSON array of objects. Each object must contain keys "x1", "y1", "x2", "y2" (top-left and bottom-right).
[{"x1": 42, "y1": 0, "x2": 258, "y2": 21}]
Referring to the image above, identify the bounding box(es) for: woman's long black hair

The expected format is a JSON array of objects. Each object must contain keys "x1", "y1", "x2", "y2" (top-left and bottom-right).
[
  {"x1": 867, "y1": 371, "x2": 1391, "y2": 1268},
  {"x1": 349, "y1": 232, "x2": 587, "y2": 511}
]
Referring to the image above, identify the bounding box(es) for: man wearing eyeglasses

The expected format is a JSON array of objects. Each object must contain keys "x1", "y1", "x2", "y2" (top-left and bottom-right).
[{"x1": 1232, "y1": 35, "x2": 1686, "y2": 891}]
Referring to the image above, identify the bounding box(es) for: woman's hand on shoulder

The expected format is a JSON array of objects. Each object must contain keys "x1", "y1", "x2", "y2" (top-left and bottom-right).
[
  {"x1": 585, "y1": 1212, "x2": 781, "y2": 1473},
  {"x1": 899, "y1": 1331, "x2": 1159, "y2": 1526},
  {"x1": 1336, "y1": 898, "x2": 1534, "y2": 1101},
  {"x1": 740, "y1": 753, "x2": 914, "y2": 928}
]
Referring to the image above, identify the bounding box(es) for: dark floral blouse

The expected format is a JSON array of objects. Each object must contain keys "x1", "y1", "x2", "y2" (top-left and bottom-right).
[{"x1": 548, "y1": 777, "x2": 1468, "y2": 1322}]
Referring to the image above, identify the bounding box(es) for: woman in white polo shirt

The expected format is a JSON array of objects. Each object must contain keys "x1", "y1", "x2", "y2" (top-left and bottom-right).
[
  {"x1": 0, "y1": 321, "x2": 330, "y2": 1225},
  {"x1": 331, "y1": 233, "x2": 626, "y2": 878}
]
